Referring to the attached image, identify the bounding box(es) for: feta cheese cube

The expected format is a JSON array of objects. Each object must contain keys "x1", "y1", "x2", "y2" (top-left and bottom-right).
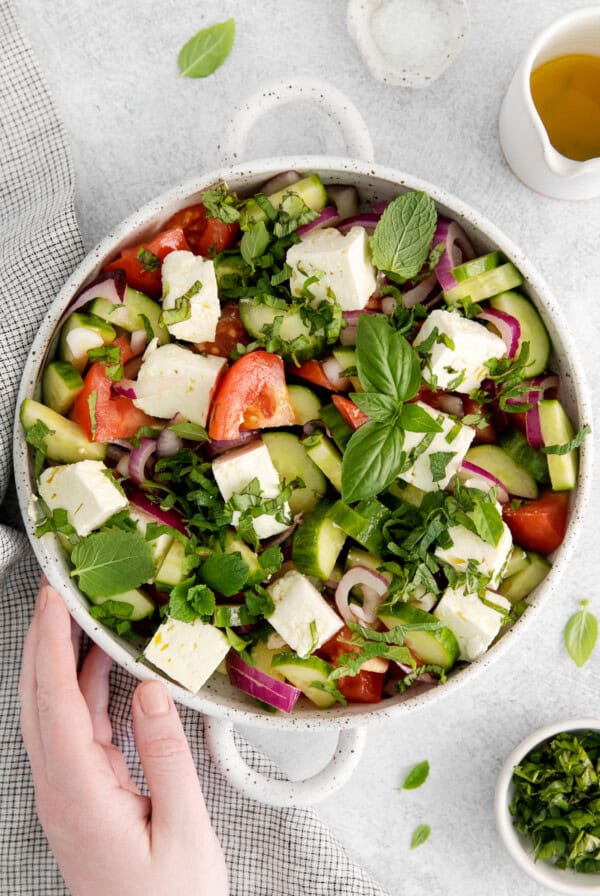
[
  {"x1": 434, "y1": 586, "x2": 511, "y2": 661},
  {"x1": 268, "y1": 570, "x2": 343, "y2": 657},
  {"x1": 413, "y1": 309, "x2": 506, "y2": 393},
  {"x1": 435, "y1": 515, "x2": 513, "y2": 587},
  {"x1": 161, "y1": 250, "x2": 220, "y2": 343},
  {"x1": 144, "y1": 616, "x2": 230, "y2": 692},
  {"x1": 39, "y1": 460, "x2": 128, "y2": 537},
  {"x1": 286, "y1": 226, "x2": 377, "y2": 311},
  {"x1": 212, "y1": 441, "x2": 291, "y2": 540},
  {"x1": 399, "y1": 402, "x2": 475, "y2": 492},
  {"x1": 133, "y1": 343, "x2": 225, "y2": 426}
]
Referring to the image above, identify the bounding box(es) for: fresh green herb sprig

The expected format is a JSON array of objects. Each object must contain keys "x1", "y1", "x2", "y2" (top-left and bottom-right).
[
  {"x1": 565, "y1": 600, "x2": 598, "y2": 667},
  {"x1": 178, "y1": 18, "x2": 235, "y2": 79},
  {"x1": 401, "y1": 760, "x2": 430, "y2": 790}
]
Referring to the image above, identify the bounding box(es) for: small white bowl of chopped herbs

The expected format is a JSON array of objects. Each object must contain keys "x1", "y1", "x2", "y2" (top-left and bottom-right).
[{"x1": 495, "y1": 719, "x2": 600, "y2": 894}]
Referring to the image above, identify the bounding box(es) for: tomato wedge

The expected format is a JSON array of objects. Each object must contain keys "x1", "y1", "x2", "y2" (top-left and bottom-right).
[
  {"x1": 195, "y1": 303, "x2": 248, "y2": 359},
  {"x1": 290, "y1": 359, "x2": 339, "y2": 391},
  {"x1": 104, "y1": 227, "x2": 190, "y2": 297},
  {"x1": 502, "y1": 490, "x2": 569, "y2": 554},
  {"x1": 318, "y1": 625, "x2": 385, "y2": 703},
  {"x1": 163, "y1": 203, "x2": 238, "y2": 257},
  {"x1": 208, "y1": 351, "x2": 295, "y2": 440},
  {"x1": 331, "y1": 394, "x2": 369, "y2": 430}
]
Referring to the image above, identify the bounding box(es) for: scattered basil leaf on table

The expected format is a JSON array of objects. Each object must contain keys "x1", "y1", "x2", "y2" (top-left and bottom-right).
[
  {"x1": 401, "y1": 760, "x2": 430, "y2": 790},
  {"x1": 371, "y1": 191, "x2": 437, "y2": 280},
  {"x1": 410, "y1": 824, "x2": 431, "y2": 849},
  {"x1": 178, "y1": 18, "x2": 235, "y2": 79},
  {"x1": 564, "y1": 599, "x2": 598, "y2": 667},
  {"x1": 71, "y1": 531, "x2": 154, "y2": 598}
]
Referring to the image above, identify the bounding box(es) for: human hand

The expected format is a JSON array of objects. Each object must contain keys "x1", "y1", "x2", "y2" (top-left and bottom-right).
[{"x1": 19, "y1": 582, "x2": 228, "y2": 896}]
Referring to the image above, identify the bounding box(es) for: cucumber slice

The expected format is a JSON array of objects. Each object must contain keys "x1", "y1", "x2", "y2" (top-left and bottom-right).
[
  {"x1": 91, "y1": 588, "x2": 155, "y2": 621},
  {"x1": 240, "y1": 174, "x2": 327, "y2": 229},
  {"x1": 214, "y1": 254, "x2": 251, "y2": 285},
  {"x1": 377, "y1": 601, "x2": 460, "y2": 670},
  {"x1": 42, "y1": 361, "x2": 84, "y2": 415},
  {"x1": 489, "y1": 291, "x2": 550, "y2": 376},
  {"x1": 292, "y1": 501, "x2": 346, "y2": 580},
  {"x1": 155, "y1": 538, "x2": 188, "y2": 591},
  {"x1": 59, "y1": 312, "x2": 116, "y2": 372},
  {"x1": 538, "y1": 399, "x2": 578, "y2": 490},
  {"x1": 443, "y1": 263, "x2": 523, "y2": 305},
  {"x1": 318, "y1": 403, "x2": 353, "y2": 450},
  {"x1": 287, "y1": 384, "x2": 322, "y2": 425},
  {"x1": 239, "y1": 298, "x2": 341, "y2": 362},
  {"x1": 250, "y1": 640, "x2": 286, "y2": 681},
  {"x1": 387, "y1": 480, "x2": 425, "y2": 508},
  {"x1": 330, "y1": 498, "x2": 390, "y2": 554},
  {"x1": 271, "y1": 652, "x2": 337, "y2": 708},
  {"x1": 262, "y1": 431, "x2": 326, "y2": 515},
  {"x1": 499, "y1": 430, "x2": 550, "y2": 485},
  {"x1": 464, "y1": 444, "x2": 538, "y2": 499},
  {"x1": 498, "y1": 552, "x2": 551, "y2": 604},
  {"x1": 503, "y1": 544, "x2": 529, "y2": 579},
  {"x1": 303, "y1": 432, "x2": 343, "y2": 491},
  {"x1": 87, "y1": 289, "x2": 169, "y2": 345},
  {"x1": 20, "y1": 398, "x2": 106, "y2": 464},
  {"x1": 213, "y1": 604, "x2": 257, "y2": 627},
  {"x1": 346, "y1": 546, "x2": 383, "y2": 572},
  {"x1": 452, "y1": 252, "x2": 502, "y2": 282},
  {"x1": 332, "y1": 347, "x2": 357, "y2": 372},
  {"x1": 223, "y1": 530, "x2": 264, "y2": 585}
]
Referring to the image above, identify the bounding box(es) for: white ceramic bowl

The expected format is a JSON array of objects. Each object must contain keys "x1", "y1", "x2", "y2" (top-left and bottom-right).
[
  {"x1": 13, "y1": 156, "x2": 592, "y2": 804},
  {"x1": 495, "y1": 718, "x2": 600, "y2": 894}
]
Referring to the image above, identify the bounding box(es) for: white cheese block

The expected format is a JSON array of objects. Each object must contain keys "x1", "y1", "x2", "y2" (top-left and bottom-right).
[
  {"x1": 212, "y1": 441, "x2": 291, "y2": 540},
  {"x1": 132, "y1": 343, "x2": 225, "y2": 426},
  {"x1": 434, "y1": 586, "x2": 511, "y2": 661},
  {"x1": 435, "y1": 515, "x2": 513, "y2": 587},
  {"x1": 144, "y1": 616, "x2": 230, "y2": 692},
  {"x1": 39, "y1": 460, "x2": 128, "y2": 537},
  {"x1": 286, "y1": 226, "x2": 377, "y2": 311},
  {"x1": 413, "y1": 308, "x2": 506, "y2": 393},
  {"x1": 161, "y1": 250, "x2": 220, "y2": 343},
  {"x1": 399, "y1": 402, "x2": 475, "y2": 492},
  {"x1": 268, "y1": 569, "x2": 343, "y2": 658}
]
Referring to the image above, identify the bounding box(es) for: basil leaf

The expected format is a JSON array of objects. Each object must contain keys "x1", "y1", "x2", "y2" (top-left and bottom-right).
[
  {"x1": 472, "y1": 501, "x2": 504, "y2": 547},
  {"x1": 178, "y1": 18, "x2": 235, "y2": 78},
  {"x1": 410, "y1": 824, "x2": 431, "y2": 849},
  {"x1": 356, "y1": 315, "x2": 421, "y2": 401},
  {"x1": 341, "y1": 421, "x2": 405, "y2": 503},
  {"x1": 429, "y1": 451, "x2": 456, "y2": 484},
  {"x1": 351, "y1": 392, "x2": 397, "y2": 422},
  {"x1": 401, "y1": 760, "x2": 430, "y2": 790},
  {"x1": 241, "y1": 221, "x2": 271, "y2": 266},
  {"x1": 372, "y1": 191, "x2": 437, "y2": 279},
  {"x1": 199, "y1": 552, "x2": 249, "y2": 597},
  {"x1": 400, "y1": 404, "x2": 443, "y2": 434},
  {"x1": 565, "y1": 600, "x2": 598, "y2": 667},
  {"x1": 169, "y1": 421, "x2": 209, "y2": 441},
  {"x1": 71, "y1": 531, "x2": 154, "y2": 598}
]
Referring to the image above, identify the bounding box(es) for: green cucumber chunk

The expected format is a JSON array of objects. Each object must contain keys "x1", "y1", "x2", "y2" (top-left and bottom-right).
[
  {"x1": 303, "y1": 432, "x2": 343, "y2": 491},
  {"x1": 387, "y1": 480, "x2": 426, "y2": 508},
  {"x1": 332, "y1": 346, "x2": 357, "y2": 374},
  {"x1": 538, "y1": 399, "x2": 578, "y2": 490},
  {"x1": 292, "y1": 501, "x2": 346, "y2": 580},
  {"x1": 329, "y1": 498, "x2": 390, "y2": 554},
  {"x1": 59, "y1": 312, "x2": 116, "y2": 372},
  {"x1": 155, "y1": 539, "x2": 188, "y2": 591},
  {"x1": 250, "y1": 640, "x2": 286, "y2": 681},
  {"x1": 90, "y1": 588, "x2": 155, "y2": 621},
  {"x1": 20, "y1": 399, "x2": 106, "y2": 464},
  {"x1": 489, "y1": 291, "x2": 550, "y2": 376},
  {"x1": 214, "y1": 254, "x2": 251, "y2": 285},
  {"x1": 42, "y1": 361, "x2": 84, "y2": 415},
  {"x1": 318, "y1": 403, "x2": 353, "y2": 450},
  {"x1": 443, "y1": 263, "x2": 523, "y2": 305},
  {"x1": 498, "y1": 552, "x2": 551, "y2": 604},
  {"x1": 464, "y1": 444, "x2": 538, "y2": 499},
  {"x1": 452, "y1": 252, "x2": 502, "y2": 282},
  {"x1": 222, "y1": 531, "x2": 264, "y2": 585},
  {"x1": 239, "y1": 298, "x2": 341, "y2": 362},
  {"x1": 213, "y1": 604, "x2": 257, "y2": 627},
  {"x1": 87, "y1": 288, "x2": 169, "y2": 345},
  {"x1": 377, "y1": 601, "x2": 460, "y2": 671},
  {"x1": 287, "y1": 384, "x2": 322, "y2": 425},
  {"x1": 240, "y1": 174, "x2": 327, "y2": 229},
  {"x1": 499, "y1": 430, "x2": 550, "y2": 485},
  {"x1": 262, "y1": 431, "x2": 326, "y2": 515},
  {"x1": 503, "y1": 544, "x2": 529, "y2": 579},
  {"x1": 271, "y1": 652, "x2": 337, "y2": 708}
]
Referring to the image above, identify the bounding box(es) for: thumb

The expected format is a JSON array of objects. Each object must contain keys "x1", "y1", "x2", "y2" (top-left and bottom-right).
[{"x1": 132, "y1": 679, "x2": 211, "y2": 840}]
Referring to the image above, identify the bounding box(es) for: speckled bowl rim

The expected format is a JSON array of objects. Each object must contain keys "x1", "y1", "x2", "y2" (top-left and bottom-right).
[
  {"x1": 13, "y1": 155, "x2": 593, "y2": 732},
  {"x1": 495, "y1": 718, "x2": 600, "y2": 894}
]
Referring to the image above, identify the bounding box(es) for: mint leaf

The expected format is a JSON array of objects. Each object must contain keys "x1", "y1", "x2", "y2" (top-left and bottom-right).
[
  {"x1": 202, "y1": 184, "x2": 240, "y2": 223},
  {"x1": 542, "y1": 423, "x2": 591, "y2": 456},
  {"x1": 169, "y1": 420, "x2": 209, "y2": 442},
  {"x1": 565, "y1": 600, "x2": 598, "y2": 667},
  {"x1": 178, "y1": 18, "x2": 235, "y2": 78},
  {"x1": 429, "y1": 451, "x2": 455, "y2": 484},
  {"x1": 356, "y1": 315, "x2": 421, "y2": 401},
  {"x1": 472, "y1": 501, "x2": 504, "y2": 547},
  {"x1": 410, "y1": 824, "x2": 431, "y2": 849},
  {"x1": 341, "y1": 421, "x2": 405, "y2": 503},
  {"x1": 401, "y1": 760, "x2": 430, "y2": 790},
  {"x1": 169, "y1": 580, "x2": 215, "y2": 621},
  {"x1": 400, "y1": 404, "x2": 443, "y2": 434},
  {"x1": 241, "y1": 221, "x2": 271, "y2": 266},
  {"x1": 372, "y1": 191, "x2": 437, "y2": 279},
  {"x1": 199, "y1": 552, "x2": 249, "y2": 597},
  {"x1": 71, "y1": 531, "x2": 154, "y2": 598}
]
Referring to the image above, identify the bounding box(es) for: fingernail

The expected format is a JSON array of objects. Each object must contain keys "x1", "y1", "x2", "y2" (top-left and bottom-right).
[{"x1": 139, "y1": 680, "x2": 170, "y2": 717}]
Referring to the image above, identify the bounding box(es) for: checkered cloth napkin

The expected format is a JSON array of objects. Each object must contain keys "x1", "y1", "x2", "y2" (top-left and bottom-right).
[{"x1": 0, "y1": 3, "x2": 390, "y2": 894}]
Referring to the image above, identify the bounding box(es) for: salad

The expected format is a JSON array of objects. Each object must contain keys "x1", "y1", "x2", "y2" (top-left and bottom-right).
[{"x1": 21, "y1": 171, "x2": 587, "y2": 713}]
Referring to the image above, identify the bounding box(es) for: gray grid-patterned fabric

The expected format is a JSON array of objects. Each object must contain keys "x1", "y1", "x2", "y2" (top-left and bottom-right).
[{"x1": 0, "y1": 3, "x2": 389, "y2": 893}]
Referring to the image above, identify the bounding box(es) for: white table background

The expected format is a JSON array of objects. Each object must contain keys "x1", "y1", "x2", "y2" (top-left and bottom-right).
[{"x1": 13, "y1": 1, "x2": 600, "y2": 893}]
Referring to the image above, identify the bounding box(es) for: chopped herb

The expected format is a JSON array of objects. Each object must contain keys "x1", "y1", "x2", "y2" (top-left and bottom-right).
[
  {"x1": 169, "y1": 420, "x2": 209, "y2": 442},
  {"x1": 401, "y1": 760, "x2": 430, "y2": 790},
  {"x1": 25, "y1": 420, "x2": 54, "y2": 478},
  {"x1": 410, "y1": 825, "x2": 431, "y2": 849},
  {"x1": 168, "y1": 579, "x2": 215, "y2": 622},
  {"x1": 543, "y1": 423, "x2": 591, "y2": 456},
  {"x1": 87, "y1": 390, "x2": 98, "y2": 440},
  {"x1": 429, "y1": 452, "x2": 455, "y2": 484},
  {"x1": 161, "y1": 280, "x2": 202, "y2": 326},
  {"x1": 36, "y1": 507, "x2": 80, "y2": 544},
  {"x1": 136, "y1": 246, "x2": 161, "y2": 272},
  {"x1": 199, "y1": 551, "x2": 249, "y2": 597},
  {"x1": 87, "y1": 344, "x2": 123, "y2": 381},
  {"x1": 202, "y1": 183, "x2": 240, "y2": 224}
]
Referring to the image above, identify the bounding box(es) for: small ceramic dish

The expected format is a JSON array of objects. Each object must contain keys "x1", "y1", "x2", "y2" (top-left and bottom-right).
[{"x1": 495, "y1": 718, "x2": 600, "y2": 895}]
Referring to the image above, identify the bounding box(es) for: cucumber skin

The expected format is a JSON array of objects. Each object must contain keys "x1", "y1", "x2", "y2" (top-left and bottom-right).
[
  {"x1": 489, "y1": 291, "x2": 550, "y2": 376},
  {"x1": 20, "y1": 398, "x2": 106, "y2": 464},
  {"x1": 498, "y1": 552, "x2": 550, "y2": 604},
  {"x1": 91, "y1": 589, "x2": 155, "y2": 621},
  {"x1": 378, "y1": 601, "x2": 460, "y2": 670},
  {"x1": 538, "y1": 399, "x2": 578, "y2": 491},
  {"x1": 287, "y1": 384, "x2": 322, "y2": 425},
  {"x1": 272, "y1": 652, "x2": 336, "y2": 708},
  {"x1": 240, "y1": 174, "x2": 327, "y2": 229},
  {"x1": 443, "y1": 263, "x2": 523, "y2": 305},
  {"x1": 42, "y1": 361, "x2": 84, "y2": 415},
  {"x1": 464, "y1": 444, "x2": 538, "y2": 500},
  {"x1": 292, "y1": 501, "x2": 346, "y2": 580},
  {"x1": 262, "y1": 431, "x2": 326, "y2": 515}
]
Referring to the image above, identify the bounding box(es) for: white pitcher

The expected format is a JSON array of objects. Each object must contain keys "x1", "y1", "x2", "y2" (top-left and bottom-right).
[{"x1": 499, "y1": 7, "x2": 600, "y2": 201}]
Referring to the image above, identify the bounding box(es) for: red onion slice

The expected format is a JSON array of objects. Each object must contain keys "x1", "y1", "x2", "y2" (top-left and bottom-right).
[
  {"x1": 296, "y1": 206, "x2": 340, "y2": 237},
  {"x1": 458, "y1": 460, "x2": 509, "y2": 503},
  {"x1": 57, "y1": 270, "x2": 127, "y2": 328},
  {"x1": 477, "y1": 308, "x2": 520, "y2": 359},
  {"x1": 130, "y1": 329, "x2": 148, "y2": 357},
  {"x1": 157, "y1": 427, "x2": 183, "y2": 458},
  {"x1": 203, "y1": 430, "x2": 260, "y2": 460},
  {"x1": 260, "y1": 170, "x2": 301, "y2": 195},
  {"x1": 327, "y1": 185, "x2": 360, "y2": 219},
  {"x1": 112, "y1": 378, "x2": 138, "y2": 399},
  {"x1": 432, "y1": 219, "x2": 475, "y2": 291},
  {"x1": 335, "y1": 566, "x2": 389, "y2": 625},
  {"x1": 227, "y1": 653, "x2": 301, "y2": 713},
  {"x1": 321, "y1": 355, "x2": 351, "y2": 391},
  {"x1": 127, "y1": 488, "x2": 188, "y2": 535},
  {"x1": 402, "y1": 271, "x2": 440, "y2": 309},
  {"x1": 340, "y1": 324, "x2": 358, "y2": 346},
  {"x1": 522, "y1": 374, "x2": 559, "y2": 449},
  {"x1": 129, "y1": 438, "x2": 157, "y2": 485},
  {"x1": 336, "y1": 213, "x2": 381, "y2": 235}
]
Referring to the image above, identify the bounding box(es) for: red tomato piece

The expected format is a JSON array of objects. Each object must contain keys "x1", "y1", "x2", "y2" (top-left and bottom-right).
[
  {"x1": 163, "y1": 203, "x2": 238, "y2": 257},
  {"x1": 462, "y1": 397, "x2": 498, "y2": 445},
  {"x1": 290, "y1": 359, "x2": 339, "y2": 391},
  {"x1": 104, "y1": 227, "x2": 190, "y2": 297},
  {"x1": 208, "y1": 351, "x2": 295, "y2": 440},
  {"x1": 331, "y1": 394, "x2": 369, "y2": 430},
  {"x1": 502, "y1": 490, "x2": 569, "y2": 554},
  {"x1": 319, "y1": 625, "x2": 385, "y2": 704},
  {"x1": 195, "y1": 303, "x2": 248, "y2": 359}
]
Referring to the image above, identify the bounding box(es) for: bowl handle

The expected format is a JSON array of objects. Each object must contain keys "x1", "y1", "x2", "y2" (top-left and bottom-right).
[
  {"x1": 203, "y1": 716, "x2": 367, "y2": 807},
  {"x1": 221, "y1": 78, "x2": 375, "y2": 165}
]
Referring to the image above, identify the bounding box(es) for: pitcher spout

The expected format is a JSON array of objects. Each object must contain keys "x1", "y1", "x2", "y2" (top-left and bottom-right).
[{"x1": 543, "y1": 143, "x2": 600, "y2": 180}]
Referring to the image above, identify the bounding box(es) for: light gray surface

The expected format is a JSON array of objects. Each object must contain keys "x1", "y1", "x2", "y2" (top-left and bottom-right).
[{"x1": 13, "y1": 1, "x2": 600, "y2": 893}]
